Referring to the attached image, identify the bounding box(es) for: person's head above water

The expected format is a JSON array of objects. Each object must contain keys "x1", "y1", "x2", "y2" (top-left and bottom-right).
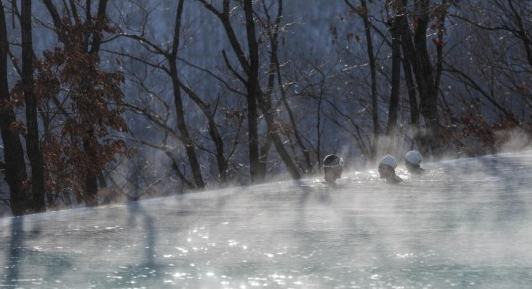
[
  {"x1": 405, "y1": 150, "x2": 424, "y2": 174},
  {"x1": 323, "y1": 154, "x2": 343, "y2": 183},
  {"x1": 378, "y1": 154, "x2": 402, "y2": 183}
]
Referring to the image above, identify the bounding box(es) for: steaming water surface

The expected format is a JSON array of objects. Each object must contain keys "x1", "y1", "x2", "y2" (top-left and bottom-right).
[{"x1": 1, "y1": 152, "x2": 532, "y2": 288}]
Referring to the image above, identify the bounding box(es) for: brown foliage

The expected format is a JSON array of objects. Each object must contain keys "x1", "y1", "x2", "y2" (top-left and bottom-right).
[
  {"x1": 35, "y1": 21, "x2": 127, "y2": 200},
  {"x1": 442, "y1": 107, "x2": 527, "y2": 157}
]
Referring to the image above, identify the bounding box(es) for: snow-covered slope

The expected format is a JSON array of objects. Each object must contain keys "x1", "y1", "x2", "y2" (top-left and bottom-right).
[{"x1": 1, "y1": 151, "x2": 532, "y2": 289}]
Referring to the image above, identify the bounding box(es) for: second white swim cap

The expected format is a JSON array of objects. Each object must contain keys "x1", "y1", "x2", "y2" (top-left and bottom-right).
[
  {"x1": 380, "y1": 154, "x2": 397, "y2": 168},
  {"x1": 405, "y1": 150, "x2": 423, "y2": 165}
]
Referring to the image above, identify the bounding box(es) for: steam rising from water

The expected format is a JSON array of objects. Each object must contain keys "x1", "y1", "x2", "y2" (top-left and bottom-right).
[{"x1": 1, "y1": 151, "x2": 532, "y2": 288}]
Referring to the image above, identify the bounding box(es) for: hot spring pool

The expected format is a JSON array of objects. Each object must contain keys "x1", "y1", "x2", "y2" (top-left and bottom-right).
[{"x1": 1, "y1": 151, "x2": 532, "y2": 288}]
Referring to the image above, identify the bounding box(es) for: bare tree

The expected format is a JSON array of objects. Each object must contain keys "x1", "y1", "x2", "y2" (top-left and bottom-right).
[
  {"x1": 264, "y1": 0, "x2": 314, "y2": 173},
  {"x1": 345, "y1": 0, "x2": 379, "y2": 158},
  {"x1": 21, "y1": 0, "x2": 45, "y2": 212},
  {"x1": 112, "y1": 0, "x2": 245, "y2": 187},
  {"x1": 397, "y1": 0, "x2": 443, "y2": 152},
  {"x1": 198, "y1": 0, "x2": 301, "y2": 181},
  {"x1": 386, "y1": 1, "x2": 402, "y2": 134},
  {"x1": 0, "y1": 0, "x2": 29, "y2": 215},
  {"x1": 168, "y1": 0, "x2": 205, "y2": 188}
]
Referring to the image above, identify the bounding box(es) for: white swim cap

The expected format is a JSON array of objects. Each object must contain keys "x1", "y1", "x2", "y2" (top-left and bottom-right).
[
  {"x1": 405, "y1": 150, "x2": 423, "y2": 165},
  {"x1": 380, "y1": 154, "x2": 397, "y2": 168}
]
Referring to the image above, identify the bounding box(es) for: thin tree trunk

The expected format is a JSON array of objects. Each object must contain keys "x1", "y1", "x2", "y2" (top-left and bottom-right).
[
  {"x1": 207, "y1": 118, "x2": 229, "y2": 182},
  {"x1": 39, "y1": 100, "x2": 55, "y2": 206},
  {"x1": 316, "y1": 87, "x2": 323, "y2": 167},
  {"x1": 256, "y1": 61, "x2": 301, "y2": 178},
  {"x1": 358, "y1": 0, "x2": 379, "y2": 157},
  {"x1": 184, "y1": 95, "x2": 229, "y2": 183},
  {"x1": 434, "y1": 0, "x2": 448, "y2": 95},
  {"x1": 276, "y1": 67, "x2": 313, "y2": 172},
  {"x1": 200, "y1": 0, "x2": 262, "y2": 181},
  {"x1": 21, "y1": 0, "x2": 45, "y2": 212},
  {"x1": 169, "y1": 65, "x2": 205, "y2": 189},
  {"x1": 257, "y1": 137, "x2": 271, "y2": 178},
  {"x1": 506, "y1": 0, "x2": 532, "y2": 70},
  {"x1": 413, "y1": 0, "x2": 440, "y2": 145},
  {"x1": 269, "y1": 0, "x2": 312, "y2": 173},
  {"x1": 397, "y1": 0, "x2": 419, "y2": 127},
  {"x1": 84, "y1": 0, "x2": 109, "y2": 205},
  {"x1": 243, "y1": 0, "x2": 300, "y2": 180},
  {"x1": 169, "y1": 0, "x2": 205, "y2": 188},
  {"x1": 177, "y1": 81, "x2": 229, "y2": 183},
  {"x1": 243, "y1": 0, "x2": 262, "y2": 182},
  {"x1": 402, "y1": 53, "x2": 419, "y2": 126},
  {"x1": 0, "y1": 0, "x2": 28, "y2": 215},
  {"x1": 245, "y1": 0, "x2": 300, "y2": 180},
  {"x1": 199, "y1": 0, "x2": 300, "y2": 181},
  {"x1": 362, "y1": 0, "x2": 378, "y2": 134},
  {"x1": 399, "y1": 0, "x2": 440, "y2": 151},
  {"x1": 82, "y1": 132, "x2": 98, "y2": 205},
  {"x1": 257, "y1": 102, "x2": 302, "y2": 180},
  {"x1": 386, "y1": 10, "x2": 402, "y2": 134},
  {"x1": 269, "y1": 131, "x2": 302, "y2": 179}
]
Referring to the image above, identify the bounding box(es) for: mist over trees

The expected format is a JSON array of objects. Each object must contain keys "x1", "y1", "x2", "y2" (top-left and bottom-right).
[{"x1": 0, "y1": 0, "x2": 530, "y2": 214}]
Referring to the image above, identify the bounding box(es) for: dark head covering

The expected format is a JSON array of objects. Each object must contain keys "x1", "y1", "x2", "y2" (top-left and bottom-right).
[{"x1": 323, "y1": 154, "x2": 342, "y2": 167}]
